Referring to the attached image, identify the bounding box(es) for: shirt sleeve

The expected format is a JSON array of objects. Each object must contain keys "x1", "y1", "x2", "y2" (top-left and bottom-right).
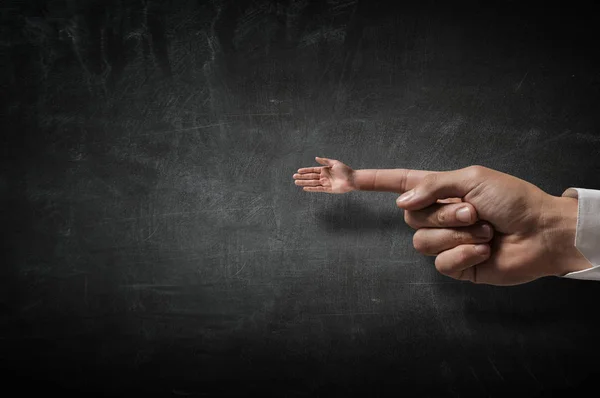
[{"x1": 560, "y1": 188, "x2": 600, "y2": 281}]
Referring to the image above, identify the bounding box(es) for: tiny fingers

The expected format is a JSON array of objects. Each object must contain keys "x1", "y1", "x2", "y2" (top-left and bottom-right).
[
  {"x1": 303, "y1": 186, "x2": 326, "y2": 192},
  {"x1": 293, "y1": 173, "x2": 320, "y2": 180},
  {"x1": 297, "y1": 167, "x2": 326, "y2": 174},
  {"x1": 294, "y1": 170, "x2": 328, "y2": 192},
  {"x1": 295, "y1": 179, "x2": 322, "y2": 187}
]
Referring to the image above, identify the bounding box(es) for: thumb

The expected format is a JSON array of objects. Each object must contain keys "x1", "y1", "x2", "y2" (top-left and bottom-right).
[
  {"x1": 396, "y1": 167, "x2": 483, "y2": 210},
  {"x1": 315, "y1": 156, "x2": 333, "y2": 166}
]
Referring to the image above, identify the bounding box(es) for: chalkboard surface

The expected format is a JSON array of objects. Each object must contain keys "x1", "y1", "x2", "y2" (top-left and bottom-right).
[{"x1": 2, "y1": 0, "x2": 600, "y2": 396}]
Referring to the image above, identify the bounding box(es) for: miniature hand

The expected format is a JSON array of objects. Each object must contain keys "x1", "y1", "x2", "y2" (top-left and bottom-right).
[{"x1": 293, "y1": 157, "x2": 356, "y2": 194}]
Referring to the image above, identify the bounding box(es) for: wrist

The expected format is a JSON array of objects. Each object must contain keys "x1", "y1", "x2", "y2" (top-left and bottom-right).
[
  {"x1": 542, "y1": 196, "x2": 592, "y2": 276},
  {"x1": 351, "y1": 169, "x2": 375, "y2": 191}
]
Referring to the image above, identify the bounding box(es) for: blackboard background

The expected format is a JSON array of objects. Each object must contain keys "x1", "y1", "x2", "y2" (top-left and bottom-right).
[{"x1": 2, "y1": 0, "x2": 600, "y2": 396}]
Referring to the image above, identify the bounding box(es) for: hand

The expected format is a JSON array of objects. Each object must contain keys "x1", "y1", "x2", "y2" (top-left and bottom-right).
[
  {"x1": 293, "y1": 157, "x2": 356, "y2": 194},
  {"x1": 395, "y1": 166, "x2": 592, "y2": 285}
]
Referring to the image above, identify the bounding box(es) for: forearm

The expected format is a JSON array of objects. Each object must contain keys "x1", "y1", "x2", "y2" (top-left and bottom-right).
[{"x1": 352, "y1": 168, "x2": 436, "y2": 194}]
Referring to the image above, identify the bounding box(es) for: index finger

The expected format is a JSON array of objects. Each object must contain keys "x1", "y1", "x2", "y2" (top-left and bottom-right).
[
  {"x1": 297, "y1": 167, "x2": 327, "y2": 173},
  {"x1": 401, "y1": 169, "x2": 438, "y2": 192}
]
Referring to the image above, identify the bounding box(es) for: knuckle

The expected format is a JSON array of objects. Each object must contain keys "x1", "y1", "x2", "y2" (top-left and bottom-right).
[
  {"x1": 434, "y1": 257, "x2": 448, "y2": 274},
  {"x1": 457, "y1": 246, "x2": 470, "y2": 264},
  {"x1": 412, "y1": 232, "x2": 428, "y2": 253},
  {"x1": 400, "y1": 169, "x2": 410, "y2": 192},
  {"x1": 451, "y1": 229, "x2": 464, "y2": 243},
  {"x1": 435, "y1": 210, "x2": 447, "y2": 225},
  {"x1": 467, "y1": 165, "x2": 486, "y2": 178}
]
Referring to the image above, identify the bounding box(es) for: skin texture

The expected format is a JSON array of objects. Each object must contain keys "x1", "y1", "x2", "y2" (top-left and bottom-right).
[{"x1": 293, "y1": 157, "x2": 592, "y2": 286}]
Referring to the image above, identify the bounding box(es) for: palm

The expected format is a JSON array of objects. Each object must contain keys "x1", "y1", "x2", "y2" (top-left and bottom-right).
[{"x1": 293, "y1": 157, "x2": 355, "y2": 194}]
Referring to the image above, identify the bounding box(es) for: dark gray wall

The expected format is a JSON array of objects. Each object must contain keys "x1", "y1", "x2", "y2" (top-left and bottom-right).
[{"x1": 2, "y1": 0, "x2": 599, "y2": 396}]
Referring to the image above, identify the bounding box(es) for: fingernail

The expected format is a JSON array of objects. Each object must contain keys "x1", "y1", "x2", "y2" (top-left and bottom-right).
[
  {"x1": 474, "y1": 244, "x2": 488, "y2": 255},
  {"x1": 477, "y1": 224, "x2": 491, "y2": 238},
  {"x1": 456, "y1": 206, "x2": 472, "y2": 223},
  {"x1": 397, "y1": 190, "x2": 415, "y2": 204}
]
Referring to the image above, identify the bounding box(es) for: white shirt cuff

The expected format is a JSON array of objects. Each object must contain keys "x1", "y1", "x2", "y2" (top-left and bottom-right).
[{"x1": 560, "y1": 188, "x2": 600, "y2": 280}]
